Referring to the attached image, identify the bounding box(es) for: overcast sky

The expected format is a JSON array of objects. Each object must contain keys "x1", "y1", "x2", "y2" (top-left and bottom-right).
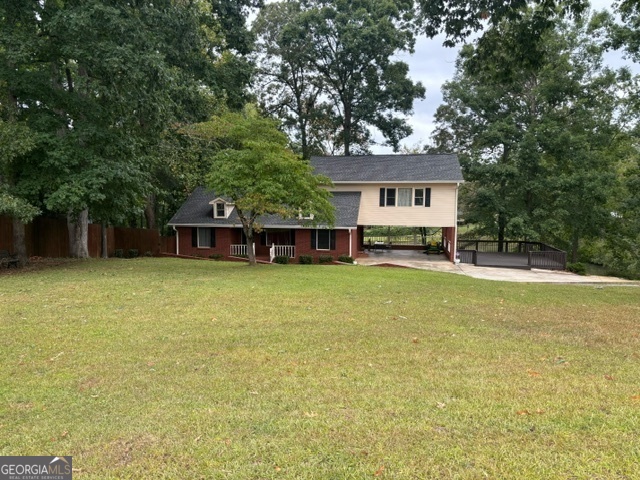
[{"x1": 372, "y1": 0, "x2": 629, "y2": 153}]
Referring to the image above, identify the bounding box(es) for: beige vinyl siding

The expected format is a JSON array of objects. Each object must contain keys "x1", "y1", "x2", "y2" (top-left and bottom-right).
[{"x1": 331, "y1": 183, "x2": 458, "y2": 227}]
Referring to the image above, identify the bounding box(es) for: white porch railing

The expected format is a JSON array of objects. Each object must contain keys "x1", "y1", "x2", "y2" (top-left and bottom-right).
[
  {"x1": 230, "y1": 244, "x2": 255, "y2": 257},
  {"x1": 269, "y1": 244, "x2": 295, "y2": 263}
]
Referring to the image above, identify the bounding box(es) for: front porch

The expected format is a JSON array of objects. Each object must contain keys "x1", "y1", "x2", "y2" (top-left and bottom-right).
[{"x1": 230, "y1": 243, "x2": 296, "y2": 262}]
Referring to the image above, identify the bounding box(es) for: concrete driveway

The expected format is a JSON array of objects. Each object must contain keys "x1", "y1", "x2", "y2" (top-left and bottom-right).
[{"x1": 356, "y1": 250, "x2": 639, "y2": 285}]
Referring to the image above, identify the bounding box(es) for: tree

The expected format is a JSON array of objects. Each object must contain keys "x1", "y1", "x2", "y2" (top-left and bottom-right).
[
  {"x1": 0, "y1": 119, "x2": 39, "y2": 265},
  {"x1": 182, "y1": 107, "x2": 335, "y2": 266},
  {"x1": 415, "y1": 0, "x2": 589, "y2": 46},
  {"x1": 432, "y1": 11, "x2": 621, "y2": 259},
  {"x1": 1, "y1": 0, "x2": 257, "y2": 257},
  {"x1": 253, "y1": 1, "x2": 324, "y2": 159},
  {"x1": 253, "y1": 0, "x2": 425, "y2": 156}
]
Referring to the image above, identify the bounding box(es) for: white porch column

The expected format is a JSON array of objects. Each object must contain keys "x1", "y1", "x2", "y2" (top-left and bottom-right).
[
  {"x1": 453, "y1": 183, "x2": 460, "y2": 262},
  {"x1": 348, "y1": 229, "x2": 353, "y2": 257}
]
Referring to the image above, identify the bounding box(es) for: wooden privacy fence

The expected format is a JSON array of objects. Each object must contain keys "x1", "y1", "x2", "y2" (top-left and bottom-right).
[{"x1": 0, "y1": 215, "x2": 175, "y2": 258}]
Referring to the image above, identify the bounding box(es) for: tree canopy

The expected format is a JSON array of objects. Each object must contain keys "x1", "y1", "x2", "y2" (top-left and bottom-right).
[
  {"x1": 0, "y1": 0, "x2": 256, "y2": 257},
  {"x1": 253, "y1": 0, "x2": 425, "y2": 156},
  {"x1": 182, "y1": 107, "x2": 335, "y2": 266},
  {"x1": 433, "y1": 9, "x2": 622, "y2": 261}
]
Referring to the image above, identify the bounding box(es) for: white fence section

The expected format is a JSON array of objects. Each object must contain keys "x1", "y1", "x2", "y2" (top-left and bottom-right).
[
  {"x1": 230, "y1": 244, "x2": 255, "y2": 257},
  {"x1": 270, "y1": 244, "x2": 295, "y2": 263}
]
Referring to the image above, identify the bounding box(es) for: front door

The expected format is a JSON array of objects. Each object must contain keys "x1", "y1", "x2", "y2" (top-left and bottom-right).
[{"x1": 266, "y1": 229, "x2": 295, "y2": 246}]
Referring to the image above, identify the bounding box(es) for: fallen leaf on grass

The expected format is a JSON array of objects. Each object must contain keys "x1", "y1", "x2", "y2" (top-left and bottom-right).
[
  {"x1": 604, "y1": 375, "x2": 614, "y2": 381},
  {"x1": 527, "y1": 370, "x2": 541, "y2": 377},
  {"x1": 274, "y1": 466, "x2": 281, "y2": 472},
  {"x1": 374, "y1": 465, "x2": 385, "y2": 476},
  {"x1": 631, "y1": 395, "x2": 640, "y2": 401},
  {"x1": 436, "y1": 402, "x2": 446, "y2": 409},
  {"x1": 412, "y1": 337, "x2": 419, "y2": 344}
]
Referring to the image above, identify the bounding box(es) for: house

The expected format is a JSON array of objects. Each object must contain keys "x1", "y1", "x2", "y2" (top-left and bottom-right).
[{"x1": 167, "y1": 154, "x2": 464, "y2": 262}]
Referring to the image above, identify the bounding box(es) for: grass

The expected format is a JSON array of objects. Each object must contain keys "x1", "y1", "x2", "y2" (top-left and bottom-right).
[{"x1": 1, "y1": 258, "x2": 639, "y2": 479}]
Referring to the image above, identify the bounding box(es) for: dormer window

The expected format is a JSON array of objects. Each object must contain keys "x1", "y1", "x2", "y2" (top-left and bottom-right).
[
  {"x1": 215, "y1": 202, "x2": 226, "y2": 218},
  {"x1": 210, "y1": 197, "x2": 232, "y2": 218}
]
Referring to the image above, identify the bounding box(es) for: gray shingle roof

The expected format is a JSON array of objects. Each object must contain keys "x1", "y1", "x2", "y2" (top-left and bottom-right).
[
  {"x1": 168, "y1": 187, "x2": 360, "y2": 228},
  {"x1": 310, "y1": 154, "x2": 464, "y2": 182}
]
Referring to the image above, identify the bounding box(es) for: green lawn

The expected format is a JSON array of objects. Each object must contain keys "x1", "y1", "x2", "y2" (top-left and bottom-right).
[{"x1": 1, "y1": 258, "x2": 639, "y2": 479}]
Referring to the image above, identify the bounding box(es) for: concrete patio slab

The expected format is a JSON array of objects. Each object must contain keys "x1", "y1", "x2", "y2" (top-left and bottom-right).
[{"x1": 356, "y1": 250, "x2": 639, "y2": 285}]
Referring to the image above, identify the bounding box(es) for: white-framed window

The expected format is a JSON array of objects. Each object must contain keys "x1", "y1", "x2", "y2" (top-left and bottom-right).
[
  {"x1": 317, "y1": 230, "x2": 330, "y2": 250},
  {"x1": 414, "y1": 188, "x2": 431, "y2": 207},
  {"x1": 398, "y1": 188, "x2": 412, "y2": 206},
  {"x1": 312, "y1": 229, "x2": 335, "y2": 250},
  {"x1": 379, "y1": 188, "x2": 396, "y2": 206},
  {"x1": 193, "y1": 227, "x2": 215, "y2": 248},
  {"x1": 214, "y1": 202, "x2": 226, "y2": 218}
]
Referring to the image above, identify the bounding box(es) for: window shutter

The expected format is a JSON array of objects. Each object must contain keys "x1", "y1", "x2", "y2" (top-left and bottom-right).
[
  {"x1": 330, "y1": 230, "x2": 336, "y2": 250},
  {"x1": 192, "y1": 228, "x2": 197, "y2": 247},
  {"x1": 311, "y1": 230, "x2": 316, "y2": 249},
  {"x1": 425, "y1": 188, "x2": 431, "y2": 207},
  {"x1": 379, "y1": 188, "x2": 385, "y2": 207},
  {"x1": 210, "y1": 228, "x2": 216, "y2": 248}
]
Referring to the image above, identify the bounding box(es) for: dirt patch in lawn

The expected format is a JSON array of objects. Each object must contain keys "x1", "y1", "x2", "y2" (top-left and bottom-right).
[{"x1": 0, "y1": 257, "x2": 82, "y2": 276}]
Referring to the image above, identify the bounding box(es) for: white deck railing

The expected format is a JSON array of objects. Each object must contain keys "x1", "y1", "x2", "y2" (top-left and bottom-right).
[
  {"x1": 230, "y1": 244, "x2": 255, "y2": 257},
  {"x1": 269, "y1": 244, "x2": 295, "y2": 262}
]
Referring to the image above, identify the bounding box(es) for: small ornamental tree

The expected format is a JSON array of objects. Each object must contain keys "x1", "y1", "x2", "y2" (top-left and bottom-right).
[{"x1": 183, "y1": 106, "x2": 335, "y2": 266}]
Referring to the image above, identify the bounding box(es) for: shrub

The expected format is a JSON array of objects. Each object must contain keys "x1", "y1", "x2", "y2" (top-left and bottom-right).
[
  {"x1": 209, "y1": 254, "x2": 224, "y2": 260},
  {"x1": 298, "y1": 255, "x2": 313, "y2": 265},
  {"x1": 144, "y1": 251, "x2": 153, "y2": 257},
  {"x1": 566, "y1": 262, "x2": 586, "y2": 275},
  {"x1": 338, "y1": 255, "x2": 354, "y2": 264},
  {"x1": 318, "y1": 254, "x2": 334, "y2": 264},
  {"x1": 274, "y1": 255, "x2": 289, "y2": 265},
  {"x1": 114, "y1": 249, "x2": 124, "y2": 258},
  {"x1": 128, "y1": 249, "x2": 139, "y2": 258}
]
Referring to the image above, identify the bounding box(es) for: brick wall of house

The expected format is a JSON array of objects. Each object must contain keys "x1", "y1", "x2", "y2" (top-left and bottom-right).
[
  {"x1": 442, "y1": 226, "x2": 456, "y2": 261},
  {"x1": 295, "y1": 229, "x2": 352, "y2": 261},
  {"x1": 176, "y1": 227, "x2": 240, "y2": 257},
  {"x1": 176, "y1": 226, "x2": 357, "y2": 262}
]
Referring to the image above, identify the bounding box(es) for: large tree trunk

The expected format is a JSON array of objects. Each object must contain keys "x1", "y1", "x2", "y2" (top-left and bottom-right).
[
  {"x1": 245, "y1": 229, "x2": 257, "y2": 266},
  {"x1": 12, "y1": 217, "x2": 28, "y2": 266},
  {"x1": 343, "y1": 104, "x2": 352, "y2": 156},
  {"x1": 497, "y1": 213, "x2": 506, "y2": 253},
  {"x1": 144, "y1": 194, "x2": 156, "y2": 230},
  {"x1": 68, "y1": 209, "x2": 89, "y2": 258}
]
